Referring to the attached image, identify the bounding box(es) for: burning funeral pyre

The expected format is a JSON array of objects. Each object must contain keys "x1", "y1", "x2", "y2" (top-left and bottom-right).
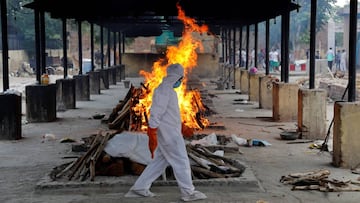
[{"x1": 49, "y1": 4, "x2": 246, "y2": 182}]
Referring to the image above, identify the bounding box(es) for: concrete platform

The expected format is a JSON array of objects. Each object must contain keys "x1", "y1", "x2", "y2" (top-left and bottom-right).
[{"x1": 35, "y1": 160, "x2": 262, "y2": 191}]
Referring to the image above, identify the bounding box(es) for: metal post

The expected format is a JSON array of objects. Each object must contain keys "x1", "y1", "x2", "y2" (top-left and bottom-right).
[
  {"x1": 348, "y1": 0, "x2": 357, "y2": 101},
  {"x1": 78, "y1": 20, "x2": 83, "y2": 75},
  {"x1": 1, "y1": 0, "x2": 9, "y2": 91},
  {"x1": 309, "y1": 0, "x2": 317, "y2": 89}
]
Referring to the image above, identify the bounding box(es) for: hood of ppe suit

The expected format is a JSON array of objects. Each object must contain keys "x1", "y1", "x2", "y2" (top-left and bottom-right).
[{"x1": 162, "y1": 63, "x2": 184, "y2": 86}]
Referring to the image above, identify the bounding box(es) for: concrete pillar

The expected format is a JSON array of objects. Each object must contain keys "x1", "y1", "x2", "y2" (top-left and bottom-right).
[
  {"x1": 240, "y1": 68, "x2": 249, "y2": 94},
  {"x1": 333, "y1": 102, "x2": 360, "y2": 168},
  {"x1": 88, "y1": 70, "x2": 101, "y2": 95},
  {"x1": 73, "y1": 74, "x2": 90, "y2": 101},
  {"x1": 272, "y1": 82, "x2": 299, "y2": 121},
  {"x1": 108, "y1": 67, "x2": 117, "y2": 85},
  {"x1": 0, "y1": 93, "x2": 22, "y2": 140},
  {"x1": 56, "y1": 78, "x2": 76, "y2": 111},
  {"x1": 116, "y1": 65, "x2": 122, "y2": 82},
  {"x1": 259, "y1": 75, "x2": 275, "y2": 109},
  {"x1": 26, "y1": 84, "x2": 57, "y2": 122},
  {"x1": 100, "y1": 69, "x2": 110, "y2": 90},
  {"x1": 248, "y1": 73, "x2": 264, "y2": 102},
  {"x1": 235, "y1": 67, "x2": 241, "y2": 90},
  {"x1": 120, "y1": 64, "x2": 125, "y2": 80},
  {"x1": 298, "y1": 88, "x2": 327, "y2": 140}
]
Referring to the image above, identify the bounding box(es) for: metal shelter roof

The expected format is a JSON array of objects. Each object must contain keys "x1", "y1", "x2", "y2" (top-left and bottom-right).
[{"x1": 24, "y1": 0, "x2": 300, "y2": 36}]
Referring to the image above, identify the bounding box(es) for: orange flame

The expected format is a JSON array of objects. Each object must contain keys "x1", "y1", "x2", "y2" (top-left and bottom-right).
[{"x1": 136, "y1": 3, "x2": 210, "y2": 130}]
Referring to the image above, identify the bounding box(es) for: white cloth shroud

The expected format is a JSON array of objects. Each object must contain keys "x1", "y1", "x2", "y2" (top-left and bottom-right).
[{"x1": 103, "y1": 131, "x2": 152, "y2": 165}]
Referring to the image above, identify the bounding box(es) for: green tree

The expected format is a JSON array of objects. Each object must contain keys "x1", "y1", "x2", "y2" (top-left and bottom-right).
[
  {"x1": 6, "y1": 0, "x2": 62, "y2": 56},
  {"x1": 289, "y1": 0, "x2": 338, "y2": 52},
  {"x1": 264, "y1": 0, "x2": 337, "y2": 54}
]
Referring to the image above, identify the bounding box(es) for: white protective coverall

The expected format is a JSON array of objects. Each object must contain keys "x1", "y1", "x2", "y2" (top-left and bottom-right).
[{"x1": 125, "y1": 63, "x2": 206, "y2": 201}]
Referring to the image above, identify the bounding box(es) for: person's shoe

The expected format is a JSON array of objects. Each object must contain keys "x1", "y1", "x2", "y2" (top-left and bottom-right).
[
  {"x1": 124, "y1": 189, "x2": 156, "y2": 198},
  {"x1": 181, "y1": 190, "x2": 207, "y2": 202}
]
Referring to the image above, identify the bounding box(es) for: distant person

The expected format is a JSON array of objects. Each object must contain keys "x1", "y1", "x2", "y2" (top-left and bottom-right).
[
  {"x1": 326, "y1": 47, "x2": 335, "y2": 71},
  {"x1": 241, "y1": 49, "x2": 246, "y2": 67},
  {"x1": 335, "y1": 50, "x2": 341, "y2": 70},
  {"x1": 340, "y1": 49, "x2": 347, "y2": 71},
  {"x1": 315, "y1": 51, "x2": 320, "y2": 59},
  {"x1": 269, "y1": 48, "x2": 279, "y2": 72}
]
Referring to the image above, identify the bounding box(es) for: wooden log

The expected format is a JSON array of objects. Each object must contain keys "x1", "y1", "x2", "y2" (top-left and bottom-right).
[
  {"x1": 89, "y1": 132, "x2": 111, "y2": 181},
  {"x1": 108, "y1": 99, "x2": 131, "y2": 129},
  {"x1": 191, "y1": 165, "x2": 226, "y2": 178},
  {"x1": 188, "y1": 152, "x2": 211, "y2": 170},
  {"x1": 202, "y1": 145, "x2": 240, "y2": 153},
  {"x1": 189, "y1": 145, "x2": 243, "y2": 174},
  {"x1": 108, "y1": 86, "x2": 133, "y2": 123},
  {"x1": 67, "y1": 134, "x2": 101, "y2": 180}
]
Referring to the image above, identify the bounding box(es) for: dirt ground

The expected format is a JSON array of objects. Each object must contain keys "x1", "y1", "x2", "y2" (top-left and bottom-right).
[{"x1": 1, "y1": 74, "x2": 360, "y2": 203}]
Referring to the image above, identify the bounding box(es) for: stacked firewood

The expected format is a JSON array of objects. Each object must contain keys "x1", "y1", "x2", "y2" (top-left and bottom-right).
[
  {"x1": 107, "y1": 83, "x2": 213, "y2": 132},
  {"x1": 187, "y1": 144, "x2": 245, "y2": 179},
  {"x1": 49, "y1": 129, "x2": 120, "y2": 181},
  {"x1": 49, "y1": 129, "x2": 245, "y2": 181}
]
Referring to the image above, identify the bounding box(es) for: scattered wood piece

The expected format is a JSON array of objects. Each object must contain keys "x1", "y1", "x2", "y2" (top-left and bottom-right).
[{"x1": 281, "y1": 169, "x2": 360, "y2": 192}]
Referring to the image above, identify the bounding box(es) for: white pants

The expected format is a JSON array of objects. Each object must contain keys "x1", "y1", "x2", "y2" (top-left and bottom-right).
[
  {"x1": 129, "y1": 136, "x2": 195, "y2": 196},
  {"x1": 340, "y1": 61, "x2": 346, "y2": 71}
]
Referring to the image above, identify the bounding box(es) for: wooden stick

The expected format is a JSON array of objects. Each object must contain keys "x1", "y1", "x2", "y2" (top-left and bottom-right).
[{"x1": 191, "y1": 165, "x2": 226, "y2": 178}]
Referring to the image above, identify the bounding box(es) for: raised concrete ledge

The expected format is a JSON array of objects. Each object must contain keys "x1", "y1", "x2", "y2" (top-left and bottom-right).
[
  {"x1": 333, "y1": 101, "x2": 360, "y2": 168},
  {"x1": 115, "y1": 65, "x2": 122, "y2": 82},
  {"x1": 0, "y1": 93, "x2": 22, "y2": 140},
  {"x1": 25, "y1": 84, "x2": 57, "y2": 122},
  {"x1": 249, "y1": 73, "x2": 264, "y2": 102},
  {"x1": 73, "y1": 74, "x2": 90, "y2": 101},
  {"x1": 298, "y1": 88, "x2": 327, "y2": 140},
  {"x1": 240, "y1": 69, "x2": 249, "y2": 94},
  {"x1": 56, "y1": 78, "x2": 76, "y2": 111},
  {"x1": 88, "y1": 70, "x2": 101, "y2": 95},
  {"x1": 120, "y1": 64, "x2": 125, "y2": 80},
  {"x1": 35, "y1": 160, "x2": 262, "y2": 192},
  {"x1": 108, "y1": 67, "x2": 117, "y2": 85},
  {"x1": 272, "y1": 82, "x2": 299, "y2": 121},
  {"x1": 259, "y1": 75, "x2": 274, "y2": 109},
  {"x1": 99, "y1": 69, "x2": 110, "y2": 90}
]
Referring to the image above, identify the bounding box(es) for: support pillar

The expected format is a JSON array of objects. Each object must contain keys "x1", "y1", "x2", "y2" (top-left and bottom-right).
[
  {"x1": 100, "y1": 69, "x2": 110, "y2": 90},
  {"x1": 88, "y1": 70, "x2": 100, "y2": 95},
  {"x1": 56, "y1": 78, "x2": 76, "y2": 111},
  {"x1": 26, "y1": 84, "x2": 57, "y2": 122},
  {"x1": 235, "y1": 67, "x2": 241, "y2": 89},
  {"x1": 272, "y1": 82, "x2": 299, "y2": 121},
  {"x1": 73, "y1": 74, "x2": 90, "y2": 101},
  {"x1": 249, "y1": 73, "x2": 264, "y2": 102},
  {"x1": 333, "y1": 102, "x2": 360, "y2": 168},
  {"x1": 116, "y1": 65, "x2": 122, "y2": 82},
  {"x1": 240, "y1": 68, "x2": 249, "y2": 94},
  {"x1": 120, "y1": 64, "x2": 125, "y2": 80},
  {"x1": 108, "y1": 66, "x2": 117, "y2": 85},
  {"x1": 259, "y1": 75, "x2": 275, "y2": 109},
  {"x1": 298, "y1": 88, "x2": 327, "y2": 140},
  {"x1": 0, "y1": 93, "x2": 22, "y2": 140}
]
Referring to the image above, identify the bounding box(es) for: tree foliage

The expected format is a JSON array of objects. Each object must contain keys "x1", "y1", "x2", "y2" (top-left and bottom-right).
[
  {"x1": 290, "y1": 0, "x2": 338, "y2": 45},
  {"x1": 7, "y1": 0, "x2": 62, "y2": 56}
]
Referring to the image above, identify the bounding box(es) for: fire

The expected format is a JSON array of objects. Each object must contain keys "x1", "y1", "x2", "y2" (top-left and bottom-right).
[{"x1": 136, "y1": 3, "x2": 210, "y2": 130}]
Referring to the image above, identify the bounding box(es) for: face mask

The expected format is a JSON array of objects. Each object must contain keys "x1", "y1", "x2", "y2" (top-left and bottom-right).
[
  {"x1": 173, "y1": 77, "x2": 183, "y2": 88},
  {"x1": 173, "y1": 80, "x2": 182, "y2": 88}
]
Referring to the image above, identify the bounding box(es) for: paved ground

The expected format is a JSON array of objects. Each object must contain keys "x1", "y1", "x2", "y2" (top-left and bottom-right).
[{"x1": 1, "y1": 75, "x2": 360, "y2": 203}]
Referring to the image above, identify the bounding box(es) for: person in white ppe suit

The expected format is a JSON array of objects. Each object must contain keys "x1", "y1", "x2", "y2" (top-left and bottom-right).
[{"x1": 125, "y1": 63, "x2": 207, "y2": 202}]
